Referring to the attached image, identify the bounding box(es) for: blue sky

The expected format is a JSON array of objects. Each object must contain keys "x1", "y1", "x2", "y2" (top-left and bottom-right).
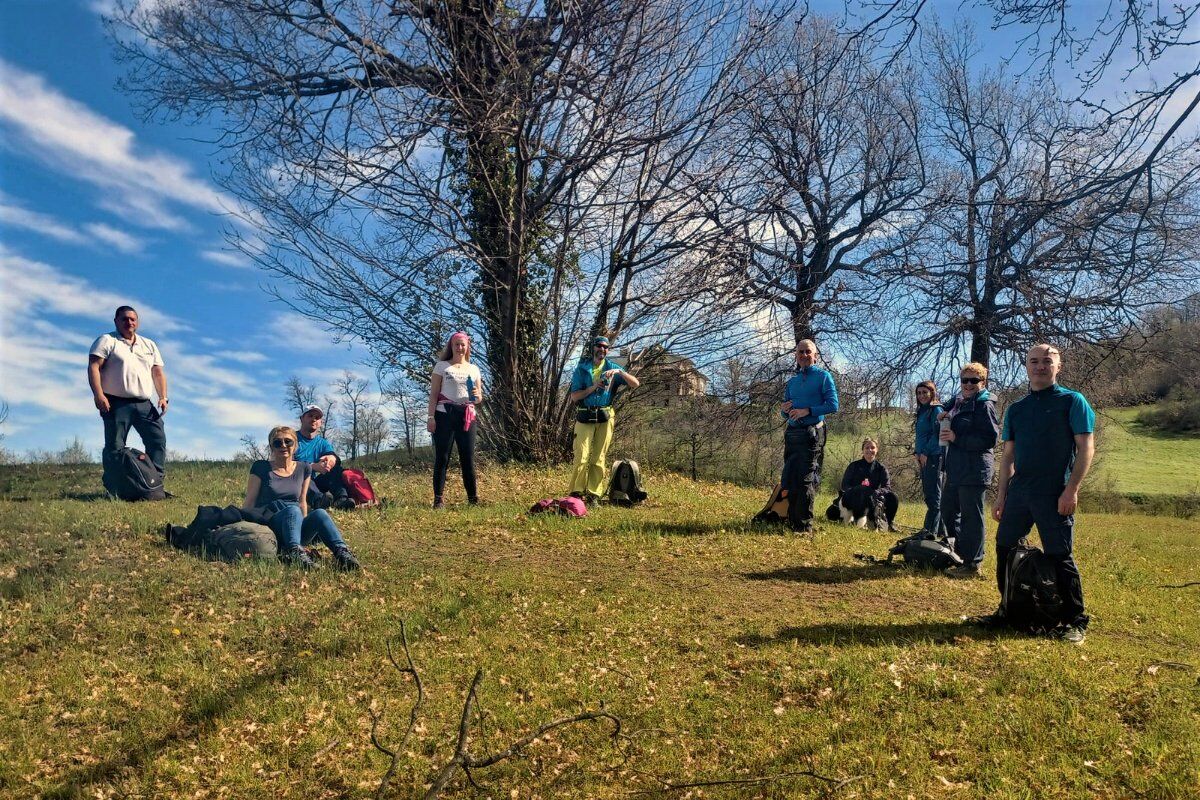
[
  {"x1": 0, "y1": 1, "x2": 1192, "y2": 459},
  {"x1": 0, "y1": 1, "x2": 378, "y2": 459}
]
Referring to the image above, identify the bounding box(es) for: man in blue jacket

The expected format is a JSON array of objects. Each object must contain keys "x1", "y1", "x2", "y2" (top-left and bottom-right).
[
  {"x1": 294, "y1": 405, "x2": 354, "y2": 510},
  {"x1": 990, "y1": 344, "x2": 1095, "y2": 643},
  {"x1": 567, "y1": 336, "x2": 641, "y2": 501},
  {"x1": 780, "y1": 339, "x2": 839, "y2": 532}
]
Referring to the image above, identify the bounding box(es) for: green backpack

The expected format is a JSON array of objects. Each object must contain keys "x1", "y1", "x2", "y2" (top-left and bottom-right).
[{"x1": 208, "y1": 521, "x2": 278, "y2": 562}]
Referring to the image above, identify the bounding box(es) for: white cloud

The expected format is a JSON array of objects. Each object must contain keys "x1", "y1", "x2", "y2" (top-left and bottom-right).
[
  {"x1": 201, "y1": 249, "x2": 253, "y2": 269},
  {"x1": 268, "y1": 312, "x2": 347, "y2": 352},
  {"x1": 83, "y1": 222, "x2": 145, "y2": 254},
  {"x1": 202, "y1": 397, "x2": 285, "y2": 431},
  {"x1": 0, "y1": 198, "x2": 88, "y2": 244},
  {"x1": 0, "y1": 59, "x2": 239, "y2": 232},
  {"x1": 0, "y1": 193, "x2": 147, "y2": 253},
  {"x1": 223, "y1": 350, "x2": 270, "y2": 364},
  {"x1": 0, "y1": 245, "x2": 184, "y2": 332}
]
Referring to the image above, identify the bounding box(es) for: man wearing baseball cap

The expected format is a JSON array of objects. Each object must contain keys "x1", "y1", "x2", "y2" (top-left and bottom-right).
[{"x1": 295, "y1": 404, "x2": 354, "y2": 510}]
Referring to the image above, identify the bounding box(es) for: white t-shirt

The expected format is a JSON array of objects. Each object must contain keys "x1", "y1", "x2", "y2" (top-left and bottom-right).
[
  {"x1": 433, "y1": 360, "x2": 482, "y2": 410},
  {"x1": 89, "y1": 332, "x2": 164, "y2": 400}
]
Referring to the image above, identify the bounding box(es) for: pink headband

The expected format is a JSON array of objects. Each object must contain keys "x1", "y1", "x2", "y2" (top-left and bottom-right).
[{"x1": 450, "y1": 332, "x2": 470, "y2": 344}]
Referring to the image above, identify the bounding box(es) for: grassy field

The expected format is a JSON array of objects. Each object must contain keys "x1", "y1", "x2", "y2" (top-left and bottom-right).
[
  {"x1": 1, "y1": 461, "x2": 1197, "y2": 799},
  {"x1": 1089, "y1": 407, "x2": 1200, "y2": 496}
]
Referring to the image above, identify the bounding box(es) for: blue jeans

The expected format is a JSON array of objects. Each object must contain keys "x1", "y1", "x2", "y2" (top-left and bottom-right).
[
  {"x1": 942, "y1": 483, "x2": 986, "y2": 567},
  {"x1": 265, "y1": 500, "x2": 346, "y2": 552},
  {"x1": 919, "y1": 453, "x2": 944, "y2": 534}
]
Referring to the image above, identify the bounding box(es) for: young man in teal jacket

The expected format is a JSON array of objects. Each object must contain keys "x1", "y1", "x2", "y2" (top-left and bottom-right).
[{"x1": 780, "y1": 339, "x2": 839, "y2": 532}]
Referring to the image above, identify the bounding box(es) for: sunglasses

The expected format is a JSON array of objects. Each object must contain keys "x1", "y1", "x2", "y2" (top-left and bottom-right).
[
  {"x1": 959, "y1": 377, "x2": 982, "y2": 385},
  {"x1": 271, "y1": 438, "x2": 296, "y2": 448}
]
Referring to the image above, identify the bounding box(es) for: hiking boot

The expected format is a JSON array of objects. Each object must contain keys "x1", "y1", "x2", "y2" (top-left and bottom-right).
[
  {"x1": 1058, "y1": 624, "x2": 1087, "y2": 645},
  {"x1": 281, "y1": 546, "x2": 315, "y2": 569},
  {"x1": 332, "y1": 546, "x2": 362, "y2": 572},
  {"x1": 945, "y1": 564, "x2": 983, "y2": 579},
  {"x1": 791, "y1": 521, "x2": 813, "y2": 534},
  {"x1": 467, "y1": 496, "x2": 481, "y2": 505},
  {"x1": 568, "y1": 491, "x2": 584, "y2": 499},
  {"x1": 433, "y1": 497, "x2": 445, "y2": 510},
  {"x1": 314, "y1": 491, "x2": 334, "y2": 509},
  {"x1": 967, "y1": 606, "x2": 1008, "y2": 629},
  {"x1": 333, "y1": 496, "x2": 357, "y2": 511}
]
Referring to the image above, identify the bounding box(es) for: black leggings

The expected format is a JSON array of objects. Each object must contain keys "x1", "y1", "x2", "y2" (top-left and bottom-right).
[{"x1": 432, "y1": 405, "x2": 477, "y2": 500}]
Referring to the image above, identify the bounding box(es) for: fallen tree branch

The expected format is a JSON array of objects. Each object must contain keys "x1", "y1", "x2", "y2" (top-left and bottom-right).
[
  {"x1": 373, "y1": 620, "x2": 425, "y2": 800},
  {"x1": 1158, "y1": 581, "x2": 1200, "y2": 589},
  {"x1": 422, "y1": 669, "x2": 623, "y2": 799}
]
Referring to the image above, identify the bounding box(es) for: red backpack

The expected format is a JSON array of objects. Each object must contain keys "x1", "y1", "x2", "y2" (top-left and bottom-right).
[
  {"x1": 529, "y1": 496, "x2": 588, "y2": 517},
  {"x1": 341, "y1": 468, "x2": 378, "y2": 506}
]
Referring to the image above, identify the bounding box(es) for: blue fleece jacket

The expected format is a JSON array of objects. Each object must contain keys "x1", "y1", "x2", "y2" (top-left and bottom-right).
[
  {"x1": 914, "y1": 402, "x2": 944, "y2": 457},
  {"x1": 782, "y1": 366, "x2": 839, "y2": 427}
]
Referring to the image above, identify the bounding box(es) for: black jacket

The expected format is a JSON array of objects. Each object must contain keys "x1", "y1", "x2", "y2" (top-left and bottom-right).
[
  {"x1": 943, "y1": 392, "x2": 1000, "y2": 487},
  {"x1": 841, "y1": 459, "x2": 892, "y2": 493}
]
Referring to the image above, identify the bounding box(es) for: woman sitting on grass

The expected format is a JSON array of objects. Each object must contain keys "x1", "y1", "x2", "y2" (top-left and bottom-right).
[
  {"x1": 243, "y1": 425, "x2": 361, "y2": 571},
  {"x1": 840, "y1": 438, "x2": 900, "y2": 530}
]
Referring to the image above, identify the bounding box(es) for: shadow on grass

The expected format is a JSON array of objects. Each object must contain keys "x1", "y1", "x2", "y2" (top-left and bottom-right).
[
  {"x1": 742, "y1": 564, "x2": 899, "y2": 584},
  {"x1": 736, "y1": 620, "x2": 1004, "y2": 648}
]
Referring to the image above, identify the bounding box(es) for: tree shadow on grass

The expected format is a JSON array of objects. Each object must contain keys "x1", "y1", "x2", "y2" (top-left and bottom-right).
[
  {"x1": 742, "y1": 564, "x2": 899, "y2": 584},
  {"x1": 736, "y1": 620, "x2": 1006, "y2": 649},
  {"x1": 42, "y1": 594, "x2": 359, "y2": 798}
]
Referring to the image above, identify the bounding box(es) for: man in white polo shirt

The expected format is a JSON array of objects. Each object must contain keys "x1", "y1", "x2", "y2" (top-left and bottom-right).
[{"x1": 87, "y1": 305, "x2": 170, "y2": 493}]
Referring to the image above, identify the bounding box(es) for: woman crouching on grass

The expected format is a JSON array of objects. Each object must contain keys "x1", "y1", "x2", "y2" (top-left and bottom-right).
[{"x1": 243, "y1": 425, "x2": 361, "y2": 570}]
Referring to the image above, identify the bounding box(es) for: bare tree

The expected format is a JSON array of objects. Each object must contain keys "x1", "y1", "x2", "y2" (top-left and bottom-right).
[
  {"x1": 236, "y1": 433, "x2": 266, "y2": 462},
  {"x1": 333, "y1": 371, "x2": 370, "y2": 460},
  {"x1": 904, "y1": 24, "x2": 1200, "y2": 371},
  {"x1": 359, "y1": 407, "x2": 389, "y2": 457},
  {"x1": 381, "y1": 374, "x2": 424, "y2": 455},
  {"x1": 703, "y1": 16, "x2": 930, "y2": 348},
  {"x1": 284, "y1": 376, "x2": 317, "y2": 417},
  {"x1": 110, "y1": 0, "x2": 779, "y2": 461}
]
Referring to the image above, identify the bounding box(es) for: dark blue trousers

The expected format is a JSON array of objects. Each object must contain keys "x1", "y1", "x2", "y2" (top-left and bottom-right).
[
  {"x1": 919, "y1": 453, "x2": 944, "y2": 533},
  {"x1": 782, "y1": 423, "x2": 825, "y2": 529},
  {"x1": 941, "y1": 483, "x2": 986, "y2": 567},
  {"x1": 996, "y1": 490, "x2": 1087, "y2": 626},
  {"x1": 101, "y1": 395, "x2": 166, "y2": 493}
]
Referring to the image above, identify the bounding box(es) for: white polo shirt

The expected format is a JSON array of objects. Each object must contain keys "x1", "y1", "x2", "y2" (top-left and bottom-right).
[{"x1": 89, "y1": 332, "x2": 164, "y2": 400}]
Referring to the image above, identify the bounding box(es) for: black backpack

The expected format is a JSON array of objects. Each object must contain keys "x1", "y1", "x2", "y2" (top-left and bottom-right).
[
  {"x1": 607, "y1": 460, "x2": 647, "y2": 505},
  {"x1": 108, "y1": 447, "x2": 167, "y2": 501},
  {"x1": 856, "y1": 529, "x2": 962, "y2": 569},
  {"x1": 1002, "y1": 541, "x2": 1064, "y2": 632}
]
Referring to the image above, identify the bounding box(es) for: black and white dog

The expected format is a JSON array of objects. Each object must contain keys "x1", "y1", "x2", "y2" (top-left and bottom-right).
[{"x1": 825, "y1": 485, "x2": 887, "y2": 531}]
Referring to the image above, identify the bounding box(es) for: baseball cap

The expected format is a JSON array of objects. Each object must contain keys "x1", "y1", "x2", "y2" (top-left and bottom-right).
[{"x1": 301, "y1": 404, "x2": 323, "y2": 417}]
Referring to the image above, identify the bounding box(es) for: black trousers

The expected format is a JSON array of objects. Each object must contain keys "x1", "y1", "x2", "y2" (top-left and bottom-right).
[
  {"x1": 433, "y1": 405, "x2": 477, "y2": 500},
  {"x1": 996, "y1": 490, "x2": 1087, "y2": 627},
  {"x1": 782, "y1": 423, "x2": 825, "y2": 528},
  {"x1": 305, "y1": 457, "x2": 349, "y2": 504},
  {"x1": 101, "y1": 395, "x2": 166, "y2": 492}
]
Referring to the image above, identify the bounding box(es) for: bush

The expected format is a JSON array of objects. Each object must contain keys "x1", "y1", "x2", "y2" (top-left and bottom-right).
[{"x1": 1135, "y1": 390, "x2": 1200, "y2": 433}]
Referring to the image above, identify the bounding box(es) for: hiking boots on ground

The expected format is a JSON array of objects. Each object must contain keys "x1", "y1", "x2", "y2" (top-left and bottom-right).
[
  {"x1": 333, "y1": 496, "x2": 356, "y2": 511},
  {"x1": 281, "y1": 546, "x2": 316, "y2": 569},
  {"x1": 432, "y1": 497, "x2": 445, "y2": 509},
  {"x1": 945, "y1": 564, "x2": 983, "y2": 579},
  {"x1": 1058, "y1": 624, "x2": 1087, "y2": 644},
  {"x1": 332, "y1": 546, "x2": 362, "y2": 572}
]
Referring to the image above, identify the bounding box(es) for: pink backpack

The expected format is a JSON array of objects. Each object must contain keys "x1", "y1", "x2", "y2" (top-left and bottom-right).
[
  {"x1": 529, "y1": 496, "x2": 588, "y2": 517},
  {"x1": 341, "y1": 468, "x2": 378, "y2": 506}
]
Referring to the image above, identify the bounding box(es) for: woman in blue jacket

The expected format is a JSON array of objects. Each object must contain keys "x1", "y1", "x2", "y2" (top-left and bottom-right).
[
  {"x1": 939, "y1": 363, "x2": 1000, "y2": 576},
  {"x1": 913, "y1": 380, "x2": 944, "y2": 534}
]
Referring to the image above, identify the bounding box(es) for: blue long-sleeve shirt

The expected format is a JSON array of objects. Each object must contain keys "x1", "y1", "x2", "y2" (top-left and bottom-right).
[{"x1": 782, "y1": 366, "x2": 839, "y2": 427}]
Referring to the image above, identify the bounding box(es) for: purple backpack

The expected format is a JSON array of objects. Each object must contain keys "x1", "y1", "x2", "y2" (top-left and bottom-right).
[{"x1": 529, "y1": 496, "x2": 588, "y2": 517}]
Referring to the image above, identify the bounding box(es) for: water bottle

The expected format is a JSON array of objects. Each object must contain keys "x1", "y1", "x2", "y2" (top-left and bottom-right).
[{"x1": 466, "y1": 375, "x2": 475, "y2": 403}]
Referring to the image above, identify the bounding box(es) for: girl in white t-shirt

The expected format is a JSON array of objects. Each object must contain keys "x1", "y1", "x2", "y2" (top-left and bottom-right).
[{"x1": 428, "y1": 332, "x2": 484, "y2": 508}]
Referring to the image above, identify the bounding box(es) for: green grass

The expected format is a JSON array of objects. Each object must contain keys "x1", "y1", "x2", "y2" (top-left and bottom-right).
[
  {"x1": 1090, "y1": 407, "x2": 1200, "y2": 496},
  {"x1": 1, "y1": 462, "x2": 1198, "y2": 799}
]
